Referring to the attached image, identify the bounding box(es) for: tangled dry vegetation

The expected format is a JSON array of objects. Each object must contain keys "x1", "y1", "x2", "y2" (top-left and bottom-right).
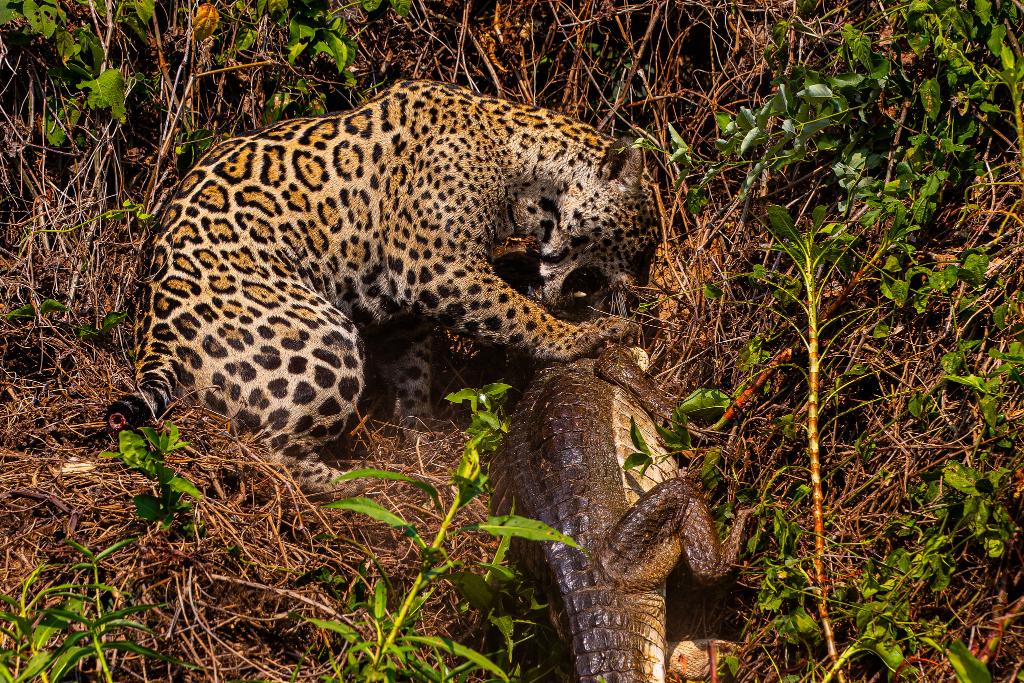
[{"x1": 1, "y1": 0, "x2": 1022, "y2": 681}]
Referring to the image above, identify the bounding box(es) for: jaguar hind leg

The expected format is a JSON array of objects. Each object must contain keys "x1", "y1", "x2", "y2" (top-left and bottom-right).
[{"x1": 182, "y1": 286, "x2": 369, "y2": 495}]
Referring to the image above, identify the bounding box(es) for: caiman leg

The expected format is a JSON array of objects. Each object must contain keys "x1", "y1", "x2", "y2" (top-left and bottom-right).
[
  {"x1": 597, "y1": 477, "x2": 751, "y2": 590},
  {"x1": 596, "y1": 345, "x2": 722, "y2": 441},
  {"x1": 595, "y1": 345, "x2": 676, "y2": 424}
]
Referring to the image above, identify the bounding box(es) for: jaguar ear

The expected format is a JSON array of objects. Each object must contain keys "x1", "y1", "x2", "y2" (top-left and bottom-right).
[{"x1": 601, "y1": 135, "x2": 644, "y2": 192}]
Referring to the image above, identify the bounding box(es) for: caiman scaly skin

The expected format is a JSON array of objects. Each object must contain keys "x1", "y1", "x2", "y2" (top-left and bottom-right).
[{"x1": 492, "y1": 346, "x2": 748, "y2": 682}]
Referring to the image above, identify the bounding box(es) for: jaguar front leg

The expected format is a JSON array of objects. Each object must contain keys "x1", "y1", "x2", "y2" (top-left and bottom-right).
[
  {"x1": 364, "y1": 321, "x2": 434, "y2": 427},
  {"x1": 416, "y1": 265, "x2": 636, "y2": 362},
  {"x1": 387, "y1": 331, "x2": 434, "y2": 427}
]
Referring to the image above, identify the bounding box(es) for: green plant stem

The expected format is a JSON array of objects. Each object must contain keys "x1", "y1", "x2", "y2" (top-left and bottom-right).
[
  {"x1": 710, "y1": 240, "x2": 885, "y2": 432},
  {"x1": 370, "y1": 489, "x2": 463, "y2": 669},
  {"x1": 820, "y1": 644, "x2": 861, "y2": 683},
  {"x1": 804, "y1": 246, "x2": 844, "y2": 683},
  {"x1": 1013, "y1": 85, "x2": 1024, "y2": 185},
  {"x1": 88, "y1": 556, "x2": 113, "y2": 683}
]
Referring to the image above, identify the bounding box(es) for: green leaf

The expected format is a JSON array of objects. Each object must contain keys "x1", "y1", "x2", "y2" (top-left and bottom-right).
[
  {"x1": 714, "y1": 111, "x2": 732, "y2": 134},
  {"x1": 468, "y1": 515, "x2": 580, "y2": 549},
  {"x1": 101, "y1": 311, "x2": 128, "y2": 333},
  {"x1": 167, "y1": 475, "x2": 202, "y2": 500},
  {"x1": 685, "y1": 186, "x2": 708, "y2": 214},
  {"x1": 45, "y1": 101, "x2": 70, "y2": 145},
  {"x1": 334, "y1": 468, "x2": 441, "y2": 509},
  {"x1": 481, "y1": 382, "x2": 512, "y2": 400},
  {"x1": 446, "y1": 571, "x2": 494, "y2": 611},
  {"x1": 987, "y1": 24, "x2": 1006, "y2": 60},
  {"x1": 390, "y1": 0, "x2": 411, "y2": 16},
  {"x1": 677, "y1": 387, "x2": 730, "y2": 421},
  {"x1": 361, "y1": 0, "x2": 383, "y2": 10},
  {"x1": 475, "y1": 410, "x2": 501, "y2": 430},
  {"x1": 24, "y1": 643, "x2": 84, "y2": 681},
  {"x1": 95, "y1": 537, "x2": 138, "y2": 560},
  {"x1": 943, "y1": 462, "x2": 979, "y2": 494},
  {"x1": 64, "y1": 537, "x2": 95, "y2": 559},
  {"x1": 945, "y1": 374, "x2": 988, "y2": 393},
  {"x1": 703, "y1": 282, "x2": 723, "y2": 299},
  {"x1": 765, "y1": 205, "x2": 804, "y2": 260},
  {"x1": 797, "y1": 83, "x2": 833, "y2": 99},
  {"x1": 7, "y1": 303, "x2": 35, "y2": 320},
  {"x1": 930, "y1": 265, "x2": 959, "y2": 293},
  {"x1": 371, "y1": 580, "x2": 387, "y2": 620},
  {"x1": 54, "y1": 28, "x2": 78, "y2": 62},
  {"x1": 623, "y1": 452, "x2": 652, "y2": 472},
  {"x1": 323, "y1": 497, "x2": 421, "y2": 544},
  {"x1": 39, "y1": 638, "x2": 94, "y2": 680},
  {"x1": 266, "y1": 0, "x2": 288, "y2": 19},
  {"x1": 133, "y1": 494, "x2": 162, "y2": 521},
  {"x1": 22, "y1": 0, "x2": 63, "y2": 38},
  {"x1": 629, "y1": 417, "x2": 652, "y2": 456},
  {"x1": 38, "y1": 298, "x2": 67, "y2": 316},
  {"x1": 699, "y1": 447, "x2": 723, "y2": 489},
  {"x1": 984, "y1": 537, "x2": 1005, "y2": 557},
  {"x1": 959, "y1": 252, "x2": 989, "y2": 286},
  {"x1": 842, "y1": 24, "x2": 873, "y2": 71},
  {"x1": 993, "y1": 304, "x2": 1008, "y2": 329},
  {"x1": 1001, "y1": 44, "x2": 1015, "y2": 71},
  {"x1": 300, "y1": 615, "x2": 359, "y2": 640},
  {"x1": 0, "y1": 0, "x2": 17, "y2": 23},
  {"x1": 81, "y1": 69, "x2": 127, "y2": 121},
  {"x1": 445, "y1": 388, "x2": 479, "y2": 412},
  {"x1": 974, "y1": 0, "x2": 992, "y2": 23},
  {"x1": 104, "y1": 640, "x2": 196, "y2": 668},
  {"x1": 739, "y1": 126, "x2": 762, "y2": 156},
  {"x1": 946, "y1": 640, "x2": 991, "y2": 683},
  {"x1": 868, "y1": 636, "x2": 905, "y2": 671},
  {"x1": 829, "y1": 72, "x2": 865, "y2": 89},
  {"x1": 134, "y1": 0, "x2": 154, "y2": 22},
  {"x1": 881, "y1": 278, "x2": 909, "y2": 305},
  {"x1": 402, "y1": 635, "x2": 510, "y2": 681},
  {"x1": 313, "y1": 34, "x2": 350, "y2": 73},
  {"x1": 941, "y1": 351, "x2": 965, "y2": 374},
  {"x1": 920, "y1": 78, "x2": 941, "y2": 120}
]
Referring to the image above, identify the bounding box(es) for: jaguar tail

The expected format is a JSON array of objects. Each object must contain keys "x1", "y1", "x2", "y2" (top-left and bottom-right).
[
  {"x1": 105, "y1": 333, "x2": 176, "y2": 433},
  {"x1": 105, "y1": 384, "x2": 172, "y2": 432}
]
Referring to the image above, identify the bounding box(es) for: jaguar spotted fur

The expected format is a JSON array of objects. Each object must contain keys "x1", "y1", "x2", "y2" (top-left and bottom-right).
[{"x1": 107, "y1": 80, "x2": 658, "y2": 492}]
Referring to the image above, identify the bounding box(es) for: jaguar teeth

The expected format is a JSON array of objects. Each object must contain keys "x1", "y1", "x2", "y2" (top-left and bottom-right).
[{"x1": 573, "y1": 291, "x2": 588, "y2": 298}]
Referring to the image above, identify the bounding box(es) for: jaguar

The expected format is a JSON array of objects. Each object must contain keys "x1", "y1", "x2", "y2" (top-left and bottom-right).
[{"x1": 106, "y1": 80, "x2": 658, "y2": 492}]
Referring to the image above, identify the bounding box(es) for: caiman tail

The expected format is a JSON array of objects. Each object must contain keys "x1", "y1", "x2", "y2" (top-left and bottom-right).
[
  {"x1": 558, "y1": 477, "x2": 747, "y2": 682},
  {"x1": 560, "y1": 588, "x2": 666, "y2": 682}
]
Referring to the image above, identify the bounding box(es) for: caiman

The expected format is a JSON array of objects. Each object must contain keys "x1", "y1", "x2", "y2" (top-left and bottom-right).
[{"x1": 492, "y1": 346, "x2": 749, "y2": 682}]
